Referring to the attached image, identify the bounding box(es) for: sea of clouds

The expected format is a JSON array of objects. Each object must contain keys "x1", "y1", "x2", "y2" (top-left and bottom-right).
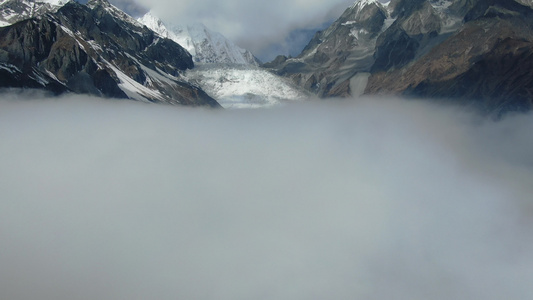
[{"x1": 1, "y1": 91, "x2": 532, "y2": 299}]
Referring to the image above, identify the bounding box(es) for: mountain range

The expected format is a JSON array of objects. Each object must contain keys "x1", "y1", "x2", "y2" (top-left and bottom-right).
[
  {"x1": 0, "y1": 0, "x2": 532, "y2": 113},
  {"x1": 0, "y1": 0, "x2": 220, "y2": 106}
]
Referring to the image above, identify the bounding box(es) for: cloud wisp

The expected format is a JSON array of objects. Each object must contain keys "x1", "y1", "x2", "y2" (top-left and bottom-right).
[
  {"x1": 1, "y1": 92, "x2": 532, "y2": 299},
  {"x1": 133, "y1": 0, "x2": 354, "y2": 61}
]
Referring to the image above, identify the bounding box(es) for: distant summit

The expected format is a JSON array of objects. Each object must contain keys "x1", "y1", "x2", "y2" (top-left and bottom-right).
[{"x1": 138, "y1": 11, "x2": 260, "y2": 66}]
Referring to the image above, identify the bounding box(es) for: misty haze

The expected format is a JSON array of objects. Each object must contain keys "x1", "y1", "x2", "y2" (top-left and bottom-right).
[
  {"x1": 1, "y1": 91, "x2": 532, "y2": 299},
  {"x1": 1, "y1": 0, "x2": 533, "y2": 297}
]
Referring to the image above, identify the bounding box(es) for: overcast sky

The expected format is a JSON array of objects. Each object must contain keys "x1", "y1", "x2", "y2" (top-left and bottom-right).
[
  {"x1": 128, "y1": 0, "x2": 357, "y2": 61},
  {"x1": 106, "y1": 0, "x2": 396, "y2": 61},
  {"x1": 1, "y1": 91, "x2": 533, "y2": 299}
]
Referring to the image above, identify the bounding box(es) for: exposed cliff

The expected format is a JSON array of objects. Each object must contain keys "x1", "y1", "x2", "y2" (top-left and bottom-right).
[
  {"x1": 267, "y1": 0, "x2": 533, "y2": 113},
  {"x1": 0, "y1": 0, "x2": 220, "y2": 107}
]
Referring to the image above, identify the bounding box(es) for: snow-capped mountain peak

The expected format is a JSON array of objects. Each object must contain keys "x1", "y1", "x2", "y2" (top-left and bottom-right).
[
  {"x1": 138, "y1": 11, "x2": 195, "y2": 56},
  {"x1": 137, "y1": 11, "x2": 168, "y2": 36},
  {"x1": 138, "y1": 11, "x2": 260, "y2": 66},
  {"x1": 351, "y1": 0, "x2": 383, "y2": 10},
  {"x1": 87, "y1": 0, "x2": 143, "y2": 28},
  {"x1": 42, "y1": 0, "x2": 68, "y2": 6}
]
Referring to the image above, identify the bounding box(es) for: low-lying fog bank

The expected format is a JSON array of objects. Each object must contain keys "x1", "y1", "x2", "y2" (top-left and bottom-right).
[{"x1": 1, "y1": 92, "x2": 532, "y2": 299}]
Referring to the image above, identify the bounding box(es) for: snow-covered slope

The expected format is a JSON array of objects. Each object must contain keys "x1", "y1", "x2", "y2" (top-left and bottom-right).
[
  {"x1": 0, "y1": 0, "x2": 219, "y2": 107},
  {"x1": 138, "y1": 12, "x2": 259, "y2": 66},
  {"x1": 186, "y1": 64, "x2": 308, "y2": 109},
  {"x1": 0, "y1": 0, "x2": 67, "y2": 26}
]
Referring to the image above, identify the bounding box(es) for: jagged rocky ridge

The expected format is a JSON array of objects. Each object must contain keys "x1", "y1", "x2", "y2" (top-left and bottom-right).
[
  {"x1": 267, "y1": 0, "x2": 533, "y2": 113},
  {"x1": 0, "y1": 0, "x2": 220, "y2": 107},
  {"x1": 2, "y1": 0, "x2": 532, "y2": 112}
]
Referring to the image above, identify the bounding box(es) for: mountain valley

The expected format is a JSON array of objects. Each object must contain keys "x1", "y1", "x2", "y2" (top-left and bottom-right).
[{"x1": 0, "y1": 0, "x2": 532, "y2": 113}]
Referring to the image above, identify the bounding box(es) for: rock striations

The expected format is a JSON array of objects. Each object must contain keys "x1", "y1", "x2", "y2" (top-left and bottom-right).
[
  {"x1": 263, "y1": 0, "x2": 390, "y2": 97},
  {"x1": 267, "y1": 0, "x2": 533, "y2": 114},
  {"x1": 0, "y1": 0, "x2": 220, "y2": 107}
]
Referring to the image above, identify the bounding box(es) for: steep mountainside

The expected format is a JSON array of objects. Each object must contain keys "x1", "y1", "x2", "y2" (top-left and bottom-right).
[
  {"x1": 366, "y1": 0, "x2": 533, "y2": 113},
  {"x1": 267, "y1": 0, "x2": 533, "y2": 113},
  {"x1": 138, "y1": 12, "x2": 260, "y2": 65},
  {"x1": 0, "y1": 0, "x2": 219, "y2": 107},
  {"x1": 264, "y1": 0, "x2": 390, "y2": 97}
]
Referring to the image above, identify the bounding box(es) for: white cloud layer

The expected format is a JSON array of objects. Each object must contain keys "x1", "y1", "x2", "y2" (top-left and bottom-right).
[
  {"x1": 1, "y1": 91, "x2": 533, "y2": 299},
  {"x1": 134, "y1": 0, "x2": 355, "y2": 60}
]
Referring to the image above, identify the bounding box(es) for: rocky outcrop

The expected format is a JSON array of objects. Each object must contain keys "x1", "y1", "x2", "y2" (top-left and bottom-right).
[
  {"x1": 263, "y1": 0, "x2": 389, "y2": 97},
  {"x1": 372, "y1": 0, "x2": 442, "y2": 73},
  {"x1": 268, "y1": 0, "x2": 533, "y2": 114},
  {"x1": 407, "y1": 38, "x2": 533, "y2": 112},
  {"x1": 0, "y1": 0, "x2": 220, "y2": 107},
  {"x1": 266, "y1": 0, "x2": 445, "y2": 97},
  {"x1": 366, "y1": 0, "x2": 533, "y2": 113}
]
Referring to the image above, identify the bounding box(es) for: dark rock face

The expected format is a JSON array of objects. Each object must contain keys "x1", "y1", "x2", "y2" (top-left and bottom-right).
[
  {"x1": 371, "y1": 23, "x2": 420, "y2": 72},
  {"x1": 266, "y1": 0, "x2": 445, "y2": 98},
  {"x1": 264, "y1": 0, "x2": 388, "y2": 97},
  {"x1": 366, "y1": 0, "x2": 533, "y2": 114},
  {"x1": 409, "y1": 38, "x2": 533, "y2": 112},
  {"x1": 268, "y1": 0, "x2": 533, "y2": 114},
  {"x1": 260, "y1": 55, "x2": 288, "y2": 69},
  {"x1": 389, "y1": 0, "x2": 426, "y2": 18},
  {"x1": 372, "y1": 0, "x2": 442, "y2": 73},
  {"x1": 0, "y1": 0, "x2": 220, "y2": 107}
]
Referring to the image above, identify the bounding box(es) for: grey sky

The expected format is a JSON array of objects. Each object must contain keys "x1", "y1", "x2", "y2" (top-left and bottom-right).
[
  {"x1": 1, "y1": 92, "x2": 533, "y2": 299},
  {"x1": 132, "y1": 0, "x2": 357, "y2": 60},
  {"x1": 107, "y1": 0, "x2": 396, "y2": 61}
]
